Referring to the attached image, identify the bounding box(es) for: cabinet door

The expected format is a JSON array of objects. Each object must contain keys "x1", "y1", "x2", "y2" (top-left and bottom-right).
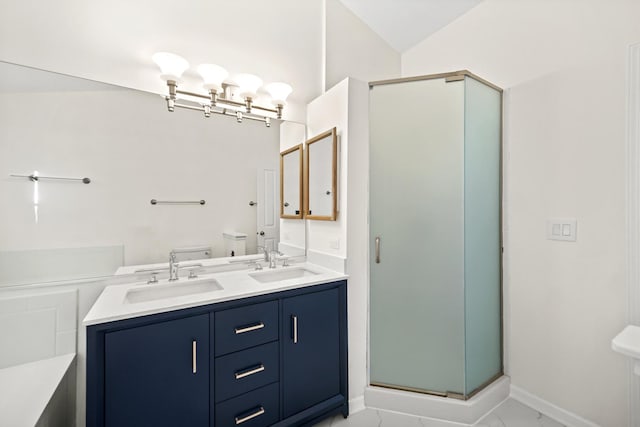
[
  {"x1": 282, "y1": 288, "x2": 340, "y2": 417},
  {"x1": 104, "y1": 314, "x2": 209, "y2": 427}
]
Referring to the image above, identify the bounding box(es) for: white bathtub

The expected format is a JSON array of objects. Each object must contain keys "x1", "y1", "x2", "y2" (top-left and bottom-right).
[{"x1": 0, "y1": 354, "x2": 76, "y2": 427}]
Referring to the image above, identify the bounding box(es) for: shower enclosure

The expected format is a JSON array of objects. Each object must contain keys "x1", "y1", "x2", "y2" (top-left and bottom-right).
[{"x1": 369, "y1": 71, "x2": 502, "y2": 399}]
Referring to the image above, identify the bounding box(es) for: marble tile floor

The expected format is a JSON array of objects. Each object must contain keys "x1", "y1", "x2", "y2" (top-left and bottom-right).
[{"x1": 313, "y1": 398, "x2": 565, "y2": 427}]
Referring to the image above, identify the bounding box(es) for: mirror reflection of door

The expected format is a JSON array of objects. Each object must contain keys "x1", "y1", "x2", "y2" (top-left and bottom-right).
[
  {"x1": 305, "y1": 128, "x2": 337, "y2": 221},
  {"x1": 257, "y1": 168, "x2": 279, "y2": 252},
  {"x1": 280, "y1": 144, "x2": 303, "y2": 219}
]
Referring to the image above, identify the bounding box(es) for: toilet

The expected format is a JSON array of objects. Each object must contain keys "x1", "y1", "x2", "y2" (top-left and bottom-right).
[{"x1": 223, "y1": 231, "x2": 247, "y2": 257}]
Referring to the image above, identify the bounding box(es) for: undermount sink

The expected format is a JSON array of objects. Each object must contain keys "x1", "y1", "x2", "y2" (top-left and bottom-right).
[
  {"x1": 124, "y1": 278, "x2": 223, "y2": 304},
  {"x1": 249, "y1": 267, "x2": 318, "y2": 284}
]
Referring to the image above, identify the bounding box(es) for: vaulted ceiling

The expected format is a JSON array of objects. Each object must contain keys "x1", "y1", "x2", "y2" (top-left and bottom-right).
[{"x1": 338, "y1": 0, "x2": 483, "y2": 52}]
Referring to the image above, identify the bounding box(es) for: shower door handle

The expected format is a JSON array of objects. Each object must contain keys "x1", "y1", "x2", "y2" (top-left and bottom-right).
[{"x1": 375, "y1": 236, "x2": 381, "y2": 264}]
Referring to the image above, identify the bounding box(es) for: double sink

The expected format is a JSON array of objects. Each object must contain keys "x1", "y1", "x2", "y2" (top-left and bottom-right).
[{"x1": 123, "y1": 266, "x2": 318, "y2": 304}]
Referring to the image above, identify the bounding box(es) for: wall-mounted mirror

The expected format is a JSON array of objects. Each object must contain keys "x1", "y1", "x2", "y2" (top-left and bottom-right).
[
  {"x1": 305, "y1": 127, "x2": 337, "y2": 221},
  {"x1": 0, "y1": 61, "x2": 299, "y2": 287},
  {"x1": 280, "y1": 144, "x2": 303, "y2": 219}
]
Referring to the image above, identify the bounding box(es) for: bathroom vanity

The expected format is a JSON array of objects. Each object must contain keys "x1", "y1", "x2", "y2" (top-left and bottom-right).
[{"x1": 85, "y1": 262, "x2": 348, "y2": 427}]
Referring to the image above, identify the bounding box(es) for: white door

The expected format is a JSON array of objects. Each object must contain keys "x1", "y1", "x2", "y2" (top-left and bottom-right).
[{"x1": 257, "y1": 168, "x2": 279, "y2": 252}]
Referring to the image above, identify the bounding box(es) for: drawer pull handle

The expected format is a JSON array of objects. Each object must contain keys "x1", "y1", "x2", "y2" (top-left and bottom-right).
[
  {"x1": 235, "y1": 364, "x2": 265, "y2": 380},
  {"x1": 235, "y1": 406, "x2": 265, "y2": 425},
  {"x1": 292, "y1": 315, "x2": 298, "y2": 344},
  {"x1": 192, "y1": 340, "x2": 197, "y2": 374},
  {"x1": 234, "y1": 322, "x2": 265, "y2": 334}
]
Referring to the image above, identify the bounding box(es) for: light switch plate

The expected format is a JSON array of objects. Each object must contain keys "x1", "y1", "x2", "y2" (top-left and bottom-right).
[{"x1": 547, "y1": 218, "x2": 577, "y2": 241}]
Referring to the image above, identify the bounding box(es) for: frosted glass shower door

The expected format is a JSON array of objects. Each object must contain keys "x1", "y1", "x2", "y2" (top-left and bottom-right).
[{"x1": 369, "y1": 78, "x2": 466, "y2": 395}]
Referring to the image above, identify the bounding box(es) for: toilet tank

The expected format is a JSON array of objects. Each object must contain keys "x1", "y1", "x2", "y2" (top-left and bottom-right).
[
  {"x1": 223, "y1": 231, "x2": 247, "y2": 257},
  {"x1": 171, "y1": 246, "x2": 212, "y2": 261}
]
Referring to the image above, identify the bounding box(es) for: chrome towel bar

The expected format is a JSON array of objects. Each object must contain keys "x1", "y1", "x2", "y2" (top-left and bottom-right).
[
  {"x1": 10, "y1": 173, "x2": 91, "y2": 184},
  {"x1": 150, "y1": 199, "x2": 205, "y2": 205}
]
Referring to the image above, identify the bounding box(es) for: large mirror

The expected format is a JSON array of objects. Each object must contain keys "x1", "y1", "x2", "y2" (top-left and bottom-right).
[
  {"x1": 0, "y1": 61, "x2": 305, "y2": 286},
  {"x1": 305, "y1": 127, "x2": 337, "y2": 220},
  {"x1": 280, "y1": 144, "x2": 303, "y2": 219}
]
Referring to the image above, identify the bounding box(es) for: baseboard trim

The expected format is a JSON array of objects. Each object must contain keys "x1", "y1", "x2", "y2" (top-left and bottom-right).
[
  {"x1": 510, "y1": 385, "x2": 600, "y2": 427},
  {"x1": 349, "y1": 395, "x2": 365, "y2": 414}
]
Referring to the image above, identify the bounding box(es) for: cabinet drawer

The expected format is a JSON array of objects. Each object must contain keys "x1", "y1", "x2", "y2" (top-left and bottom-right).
[
  {"x1": 215, "y1": 300, "x2": 278, "y2": 356},
  {"x1": 215, "y1": 341, "x2": 279, "y2": 403},
  {"x1": 215, "y1": 382, "x2": 279, "y2": 427}
]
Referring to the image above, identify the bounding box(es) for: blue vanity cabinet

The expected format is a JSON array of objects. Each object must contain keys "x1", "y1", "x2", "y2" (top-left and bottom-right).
[
  {"x1": 103, "y1": 313, "x2": 210, "y2": 427},
  {"x1": 281, "y1": 288, "x2": 345, "y2": 420},
  {"x1": 86, "y1": 279, "x2": 348, "y2": 427}
]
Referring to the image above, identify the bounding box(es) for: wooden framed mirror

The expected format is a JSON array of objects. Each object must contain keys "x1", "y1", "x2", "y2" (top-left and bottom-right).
[
  {"x1": 304, "y1": 127, "x2": 337, "y2": 221},
  {"x1": 280, "y1": 144, "x2": 304, "y2": 219}
]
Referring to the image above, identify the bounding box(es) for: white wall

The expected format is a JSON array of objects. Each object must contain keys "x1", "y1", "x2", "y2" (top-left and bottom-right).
[
  {"x1": 403, "y1": 1, "x2": 640, "y2": 425},
  {"x1": 324, "y1": 0, "x2": 400, "y2": 91},
  {"x1": 306, "y1": 77, "x2": 370, "y2": 407},
  {"x1": 307, "y1": 80, "x2": 349, "y2": 259},
  {"x1": 0, "y1": 87, "x2": 279, "y2": 269}
]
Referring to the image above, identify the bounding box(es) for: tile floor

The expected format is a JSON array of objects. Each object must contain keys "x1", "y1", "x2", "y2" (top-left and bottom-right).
[{"x1": 314, "y1": 398, "x2": 565, "y2": 427}]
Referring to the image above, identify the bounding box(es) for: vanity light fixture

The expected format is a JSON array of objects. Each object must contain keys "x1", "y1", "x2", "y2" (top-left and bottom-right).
[{"x1": 152, "y1": 52, "x2": 292, "y2": 127}]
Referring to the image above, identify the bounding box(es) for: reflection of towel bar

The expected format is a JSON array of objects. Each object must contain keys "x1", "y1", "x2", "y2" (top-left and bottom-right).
[
  {"x1": 150, "y1": 199, "x2": 205, "y2": 205},
  {"x1": 10, "y1": 173, "x2": 91, "y2": 184}
]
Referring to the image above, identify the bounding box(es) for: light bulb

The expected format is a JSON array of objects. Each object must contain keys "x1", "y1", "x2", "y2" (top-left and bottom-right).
[
  {"x1": 265, "y1": 82, "x2": 292, "y2": 106},
  {"x1": 197, "y1": 64, "x2": 228, "y2": 92},
  {"x1": 234, "y1": 73, "x2": 263, "y2": 99},
  {"x1": 152, "y1": 52, "x2": 189, "y2": 82}
]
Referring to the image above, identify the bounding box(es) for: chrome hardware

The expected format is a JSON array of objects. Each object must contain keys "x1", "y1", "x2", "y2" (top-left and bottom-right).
[
  {"x1": 234, "y1": 364, "x2": 265, "y2": 380},
  {"x1": 10, "y1": 173, "x2": 91, "y2": 184},
  {"x1": 192, "y1": 340, "x2": 197, "y2": 374},
  {"x1": 150, "y1": 199, "x2": 205, "y2": 205},
  {"x1": 268, "y1": 250, "x2": 283, "y2": 269},
  {"x1": 169, "y1": 252, "x2": 179, "y2": 281},
  {"x1": 249, "y1": 201, "x2": 257, "y2": 206},
  {"x1": 375, "y1": 236, "x2": 381, "y2": 264},
  {"x1": 188, "y1": 269, "x2": 198, "y2": 279},
  {"x1": 248, "y1": 261, "x2": 263, "y2": 271},
  {"x1": 257, "y1": 245, "x2": 269, "y2": 261},
  {"x1": 235, "y1": 407, "x2": 265, "y2": 425},
  {"x1": 235, "y1": 322, "x2": 265, "y2": 335},
  {"x1": 292, "y1": 315, "x2": 298, "y2": 344},
  {"x1": 282, "y1": 257, "x2": 290, "y2": 267},
  {"x1": 258, "y1": 231, "x2": 265, "y2": 236},
  {"x1": 147, "y1": 273, "x2": 158, "y2": 284},
  {"x1": 326, "y1": 190, "x2": 331, "y2": 195},
  {"x1": 284, "y1": 202, "x2": 290, "y2": 207}
]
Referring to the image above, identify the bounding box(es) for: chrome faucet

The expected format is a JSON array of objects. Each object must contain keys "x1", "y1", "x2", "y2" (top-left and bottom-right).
[
  {"x1": 169, "y1": 251, "x2": 179, "y2": 281},
  {"x1": 268, "y1": 250, "x2": 283, "y2": 269},
  {"x1": 257, "y1": 246, "x2": 269, "y2": 262}
]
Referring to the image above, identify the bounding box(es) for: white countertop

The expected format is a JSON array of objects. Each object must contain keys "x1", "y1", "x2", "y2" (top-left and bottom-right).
[{"x1": 84, "y1": 261, "x2": 347, "y2": 326}]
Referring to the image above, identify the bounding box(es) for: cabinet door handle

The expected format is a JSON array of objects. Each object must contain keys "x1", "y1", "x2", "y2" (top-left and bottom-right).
[
  {"x1": 192, "y1": 340, "x2": 197, "y2": 374},
  {"x1": 235, "y1": 364, "x2": 265, "y2": 380},
  {"x1": 234, "y1": 322, "x2": 265, "y2": 334},
  {"x1": 235, "y1": 406, "x2": 265, "y2": 425},
  {"x1": 292, "y1": 315, "x2": 298, "y2": 344},
  {"x1": 375, "y1": 236, "x2": 381, "y2": 264}
]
